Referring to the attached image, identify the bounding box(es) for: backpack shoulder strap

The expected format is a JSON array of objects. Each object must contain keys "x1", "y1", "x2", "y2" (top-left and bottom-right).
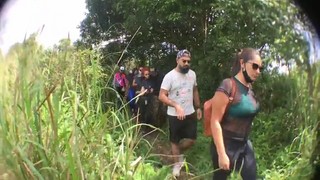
[{"x1": 228, "y1": 77, "x2": 237, "y2": 104}]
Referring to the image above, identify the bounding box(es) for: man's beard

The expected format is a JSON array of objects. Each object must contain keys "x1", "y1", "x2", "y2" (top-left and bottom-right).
[{"x1": 179, "y1": 66, "x2": 189, "y2": 74}]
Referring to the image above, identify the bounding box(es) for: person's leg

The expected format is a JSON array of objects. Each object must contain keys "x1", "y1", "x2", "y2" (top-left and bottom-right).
[
  {"x1": 210, "y1": 141, "x2": 230, "y2": 180},
  {"x1": 179, "y1": 139, "x2": 195, "y2": 152},
  {"x1": 240, "y1": 140, "x2": 257, "y2": 180},
  {"x1": 168, "y1": 115, "x2": 183, "y2": 176},
  {"x1": 145, "y1": 95, "x2": 153, "y2": 125},
  {"x1": 115, "y1": 87, "x2": 123, "y2": 109},
  {"x1": 171, "y1": 142, "x2": 181, "y2": 164},
  {"x1": 151, "y1": 95, "x2": 160, "y2": 127},
  {"x1": 168, "y1": 115, "x2": 182, "y2": 161},
  {"x1": 133, "y1": 95, "x2": 139, "y2": 119},
  {"x1": 179, "y1": 113, "x2": 197, "y2": 152},
  {"x1": 158, "y1": 101, "x2": 167, "y2": 127},
  {"x1": 143, "y1": 95, "x2": 156, "y2": 133},
  {"x1": 137, "y1": 97, "x2": 148, "y2": 132},
  {"x1": 128, "y1": 87, "x2": 136, "y2": 115}
]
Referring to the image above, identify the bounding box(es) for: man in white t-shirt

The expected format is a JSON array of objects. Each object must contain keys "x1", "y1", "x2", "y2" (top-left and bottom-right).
[{"x1": 159, "y1": 49, "x2": 202, "y2": 177}]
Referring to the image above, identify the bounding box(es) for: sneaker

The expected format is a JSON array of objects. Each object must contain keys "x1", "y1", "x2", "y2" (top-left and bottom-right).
[
  {"x1": 172, "y1": 163, "x2": 182, "y2": 177},
  {"x1": 179, "y1": 154, "x2": 184, "y2": 165}
]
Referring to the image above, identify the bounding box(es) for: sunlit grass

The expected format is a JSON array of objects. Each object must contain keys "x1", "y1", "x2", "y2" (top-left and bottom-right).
[{"x1": 0, "y1": 40, "x2": 169, "y2": 179}]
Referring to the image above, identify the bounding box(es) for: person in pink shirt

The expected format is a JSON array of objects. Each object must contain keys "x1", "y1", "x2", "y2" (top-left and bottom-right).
[{"x1": 113, "y1": 66, "x2": 128, "y2": 100}]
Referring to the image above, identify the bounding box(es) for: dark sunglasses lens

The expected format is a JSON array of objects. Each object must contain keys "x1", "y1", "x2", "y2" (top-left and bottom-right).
[
  {"x1": 252, "y1": 63, "x2": 263, "y2": 71},
  {"x1": 183, "y1": 60, "x2": 190, "y2": 63},
  {"x1": 252, "y1": 63, "x2": 259, "y2": 70}
]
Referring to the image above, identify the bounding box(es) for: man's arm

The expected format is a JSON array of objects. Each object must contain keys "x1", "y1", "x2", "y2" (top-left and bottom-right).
[
  {"x1": 158, "y1": 89, "x2": 178, "y2": 108},
  {"x1": 193, "y1": 85, "x2": 202, "y2": 120},
  {"x1": 193, "y1": 85, "x2": 201, "y2": 109}
]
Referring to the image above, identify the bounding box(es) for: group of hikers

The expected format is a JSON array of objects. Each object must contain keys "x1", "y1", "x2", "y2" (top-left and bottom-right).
[
  {"x1": 113, "y1": 65, "x2": 166, "y2": 131},
  {"x1": 113, "y1": 48, "x2": 263, "y2": 180}
]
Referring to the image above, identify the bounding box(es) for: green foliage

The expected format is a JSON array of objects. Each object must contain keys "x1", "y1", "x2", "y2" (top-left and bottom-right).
[
  {"x1": 80, "y1": 0, "x2": 308, "y2": 72},
  {"x1": 1, "y1": 0, "x2": 320, "y2": 179},
  {"x1": 251, "y1": 110, "x2": 297, "y2": 175},
  {"x1": 253, "y1": 72, "x2": 299, "y2": 113},
  {"x1": 0, "y1": 36, "x2": 169, "y2": 179},
  {"x1": 184, "y1": 125, "x2": 212, "y2": 178},
  {"x1": 133, "y1": 163, "x2": 170, "y2": 180},
  {"x1": 251, "y1": 63, "x2": 320, "y2": 179}
]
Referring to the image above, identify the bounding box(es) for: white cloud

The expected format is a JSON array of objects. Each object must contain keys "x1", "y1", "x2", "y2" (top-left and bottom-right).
[{"x1": 0, "y1": 0, "x2": 87, "y2": 54}]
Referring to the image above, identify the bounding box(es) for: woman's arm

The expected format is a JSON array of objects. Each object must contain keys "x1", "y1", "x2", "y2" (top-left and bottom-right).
[{"x1": 210, "y1": 91, "x2": 230, "y2": 170}]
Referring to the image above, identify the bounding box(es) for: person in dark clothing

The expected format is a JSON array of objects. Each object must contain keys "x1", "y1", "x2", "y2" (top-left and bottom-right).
[
  {"x1": 127, "y1": 68, "x2": 137, "y2": 115},
  {"x1": 131, "y1": 67, "x2": 144, "y2": 116},
  {"x1": 138, "y1": 68, "x2": 157, "y2": 132},
  {"x1": 150, "y1": 67, "x2": 165, "y2": 96},
  {"x1": 209, "y1": 48, "x2": 263, "y2": 180},
  {"x1": 132, "y1": 66, "x2": 144, "y2": 93},
  {"x1": 127, "y1": 69, "x2": 135, "y2": 88},
  {"x1": 150, "y1": 67, "x2": 167, "y2": 128}
]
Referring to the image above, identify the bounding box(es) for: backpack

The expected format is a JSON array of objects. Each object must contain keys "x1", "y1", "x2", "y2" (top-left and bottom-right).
[
  {"x1": 203, "y1": 78, "x2": 237, "y2": 137},
  {"x1": 114, "y1": 73, "x2": 126, "y2": 88}
]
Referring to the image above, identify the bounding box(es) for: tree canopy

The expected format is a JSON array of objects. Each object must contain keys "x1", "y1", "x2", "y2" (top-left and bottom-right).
[{"x1": 79, "y1": 0, "x2": 313, "y2": 98}]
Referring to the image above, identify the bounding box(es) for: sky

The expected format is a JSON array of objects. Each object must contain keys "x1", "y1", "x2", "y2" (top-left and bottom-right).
[{"x1": 0, "y1": 0, "x2": 87, "y2": 54}]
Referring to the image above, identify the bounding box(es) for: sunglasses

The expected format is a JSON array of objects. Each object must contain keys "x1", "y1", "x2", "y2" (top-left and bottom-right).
[
  {"x1": 247, "y1": 62, "x2": 263, "y2": 71},
  {"x1": 144, "y1": 74, "x2": 149, "y2": 76},
  {"x1": 182, "y1": 60, "x2": 191, "y2": 64}
]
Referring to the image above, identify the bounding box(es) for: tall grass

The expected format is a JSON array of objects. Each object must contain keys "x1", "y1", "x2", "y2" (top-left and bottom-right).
[
  {"x1": 254, "y1": 64, "x2": 320, "y2": 180},
  {"x1": 1, "y1": 38, "x2": 318, "y2": 180},
  {"x1": 0, "y1": 40, "x2": 168, "y2": 179}
]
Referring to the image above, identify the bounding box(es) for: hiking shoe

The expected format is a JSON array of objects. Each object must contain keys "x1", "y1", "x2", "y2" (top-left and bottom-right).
[
  {"x1": 179, "y1": 154, "x2": 184, "y2": 165},
  {"x1": 172, "y1": 163, "x2": 182, "y2": 177}
]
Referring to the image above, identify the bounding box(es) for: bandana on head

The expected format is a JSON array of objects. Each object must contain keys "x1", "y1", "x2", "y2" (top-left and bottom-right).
[{"x1": 176, "y1": 49, "x2": 191, "y2": 59}]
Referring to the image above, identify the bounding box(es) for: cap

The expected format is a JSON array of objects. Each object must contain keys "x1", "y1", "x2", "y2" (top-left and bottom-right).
[
  {"x1": 120, "y1": 66, "x2": 125, "y2": 71},
  {"x1": 176, "y1": 49, "x2": 191, "y2": 59}
]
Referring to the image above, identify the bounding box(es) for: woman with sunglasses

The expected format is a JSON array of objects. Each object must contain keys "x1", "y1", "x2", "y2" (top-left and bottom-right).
[{"x1": 209, "y1": 48, "x2": 263, "y2": 180}]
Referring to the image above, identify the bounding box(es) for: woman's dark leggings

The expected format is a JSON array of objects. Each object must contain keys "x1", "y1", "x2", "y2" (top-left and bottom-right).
[{"x1": 210, "y1": 139, "x2": 257, "y2": 180}]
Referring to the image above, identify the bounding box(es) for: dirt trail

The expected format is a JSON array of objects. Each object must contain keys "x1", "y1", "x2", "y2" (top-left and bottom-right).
[{"x1": 143, "y1": 131, "x2": 197, "y2": 180}]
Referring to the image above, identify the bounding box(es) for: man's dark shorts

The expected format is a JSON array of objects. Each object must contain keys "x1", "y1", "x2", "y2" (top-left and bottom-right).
[{"x1": 168, "y1": 112, "x2": 197, "y2": 144}]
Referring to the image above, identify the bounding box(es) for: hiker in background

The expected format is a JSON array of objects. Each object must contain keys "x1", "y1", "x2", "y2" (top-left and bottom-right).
[
  {"x1": 127, "y1": 68, "x2": 137, "y2": 115},
  {"x1": 127, "y1": 68, "x2": 135, "y2": 89},
  {"x1": 138, "y1": 67, "x2": 157, "y2": 132},
  {"x1": 132, "y1": 66, "x2": 144, "y2": 94},
  {"x1": 158, "y1": 49, "x2": 202, "y2": 177},
  {"x1": 150, "y1": 67, "x2": 165, "y2": 97},
  {"x1": 132, "y1": 66, "x2": 144, "y2": 116},
  {"x1": 150, "y1": 67, "x2": 167, "y2": 128},
  {"x1": 113, "y1": 66, "x2": 128, "y2": 104},
  {"x1": 209, "y1": 48, "x2": 263, "y2": 180}
]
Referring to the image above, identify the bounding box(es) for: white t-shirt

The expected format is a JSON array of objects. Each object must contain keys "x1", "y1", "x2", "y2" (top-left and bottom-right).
[{"x1": 160, "y1": 69, "x2": 197, "y2": 116}]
